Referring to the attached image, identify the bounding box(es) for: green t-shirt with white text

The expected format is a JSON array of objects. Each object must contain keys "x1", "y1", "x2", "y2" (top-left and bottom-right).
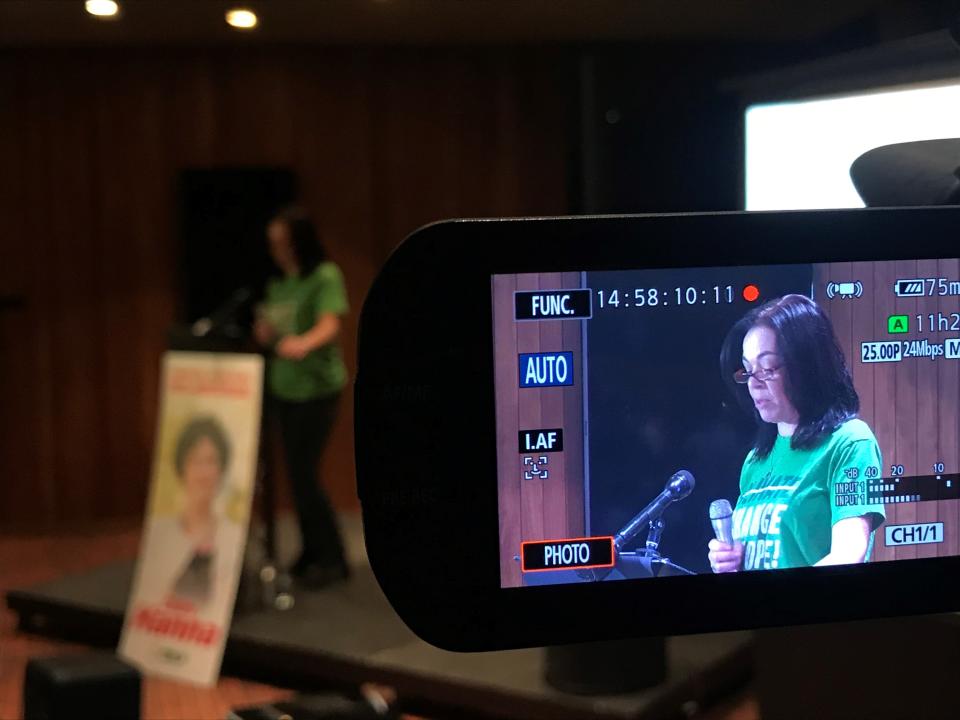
[
  {"x1": 732, "y1": 418, "x2": 885, "y2": 570},
  {"x1": 264, "y1": 262, "x2": 349, "y2": 401}
]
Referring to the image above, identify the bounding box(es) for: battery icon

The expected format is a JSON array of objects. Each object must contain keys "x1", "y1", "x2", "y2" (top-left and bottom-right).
[{"x1": 895, "y1": 279, "x2": 925, "y2": 297}]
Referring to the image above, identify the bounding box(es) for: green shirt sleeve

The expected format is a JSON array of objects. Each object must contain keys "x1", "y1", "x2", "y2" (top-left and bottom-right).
[
  {"x1": 313, "y1": 263, "x2": 349, "y2": 317},
  {"x1": 829, "y1": 438, "x2": 885, "y2": 530}
]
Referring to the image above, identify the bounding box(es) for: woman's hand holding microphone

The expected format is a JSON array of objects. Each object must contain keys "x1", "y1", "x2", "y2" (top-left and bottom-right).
[
  {"x1": 708, "y1": 539, "x2": 745, "y2": 573},
  {"x1": 253, "y1": 318, "x2": 276, "y2": 347}
]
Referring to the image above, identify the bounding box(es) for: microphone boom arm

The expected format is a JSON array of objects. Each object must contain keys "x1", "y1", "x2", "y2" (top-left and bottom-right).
[
  {"x1": 614, "y1": 494, "x2": 675, "y2": 552},
  {"x1": 613, "y1": 470, "x2": 695, "y2": 553}
]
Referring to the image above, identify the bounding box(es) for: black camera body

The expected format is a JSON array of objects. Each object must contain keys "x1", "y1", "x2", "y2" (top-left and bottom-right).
[{"x1": 356, "y1": 208, "x2": 960, "y2": 651}]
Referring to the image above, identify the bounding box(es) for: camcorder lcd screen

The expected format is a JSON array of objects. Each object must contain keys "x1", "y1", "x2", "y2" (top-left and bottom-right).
[{"x1": 493, "y1": 259, "x2": 960, "y2": 588}]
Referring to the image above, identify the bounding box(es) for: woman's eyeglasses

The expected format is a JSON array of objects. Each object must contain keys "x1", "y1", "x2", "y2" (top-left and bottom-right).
[{"x1": 733, "y1": 366, "x2": 782, "y2": 384}]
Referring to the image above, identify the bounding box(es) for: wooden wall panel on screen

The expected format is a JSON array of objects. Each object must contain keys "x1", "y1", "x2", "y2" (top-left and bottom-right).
[
  {"x1": 938, "y1": 259, "x2": 960, "y2": 558},
  {"x1": 493, "y1": 274, "x2": 521, "y2": 587},
  {"x1": 517, "y1": 274, "x2": 545, "y2": 545},
  {"x1": 915, "y1": 259, "x2": 941, "y2": 559},
  {"x1": 562, "y1": 272, "x2": 586, "y2": 539},
  {"x1": 818, "y1": 262, "x2": 901, "y2": 560},
  {"x1": 818, "y1": 262, "x2": 887, "y2": 558},
  {"x1": 872, "y1": 260, "x2": 899, "y2": 561},
  {"x1": 892, "y1": 259, "x2": 920, "y2": 560}
]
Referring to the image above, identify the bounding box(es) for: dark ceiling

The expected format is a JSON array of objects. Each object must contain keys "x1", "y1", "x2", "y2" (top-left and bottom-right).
[{"x1": 0, "y1": 0, "x2": 941, "y2": 47}]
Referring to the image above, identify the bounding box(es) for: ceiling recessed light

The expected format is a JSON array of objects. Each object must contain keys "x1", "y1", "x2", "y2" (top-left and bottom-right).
[
  {"x1": 226, "y1": 8, "x2": 259, "y2": 30},
  {"x1": 85, "y1": 0, "x2": 120, "y2": 18}
]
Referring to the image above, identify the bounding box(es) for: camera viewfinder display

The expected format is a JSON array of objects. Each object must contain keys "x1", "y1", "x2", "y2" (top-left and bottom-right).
[{"x1": 493, "y1": 259, "x2": 960, "y2": 588}]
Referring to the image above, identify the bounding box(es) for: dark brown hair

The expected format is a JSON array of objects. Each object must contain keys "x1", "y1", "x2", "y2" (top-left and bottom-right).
[
  {"x1": 720, "y1": 294, "x2": 859, "y2": 458},
  {"x1": 174, "y1": 416, "x2": 230, "y2": 478},
  {"x1": 270, "y1": 205, "x2": 328, "y2": 276}
]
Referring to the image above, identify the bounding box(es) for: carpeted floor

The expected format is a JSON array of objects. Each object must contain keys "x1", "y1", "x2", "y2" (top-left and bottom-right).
[{"x1": 0, "y1": 520, "x2": 292, "y2": 720}]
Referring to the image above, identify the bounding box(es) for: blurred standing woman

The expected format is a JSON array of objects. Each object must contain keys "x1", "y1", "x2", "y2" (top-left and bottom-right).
[{"x1": 254, "y1": 206, "x2": 350, "y2": 588}]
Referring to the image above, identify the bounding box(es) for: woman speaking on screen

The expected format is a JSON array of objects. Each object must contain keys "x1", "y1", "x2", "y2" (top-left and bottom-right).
[{"x1": 708, "y1": 294, "x2": 885, "y2": 573}]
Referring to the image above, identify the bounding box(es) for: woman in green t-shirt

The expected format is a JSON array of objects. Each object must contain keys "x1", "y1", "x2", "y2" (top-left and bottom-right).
[
  {"x1": 708, "y1": 294, "x2": 885, "y2": 573},
  {"x1": 254, "y1": 207, "x2": 350, "y2": 588}
]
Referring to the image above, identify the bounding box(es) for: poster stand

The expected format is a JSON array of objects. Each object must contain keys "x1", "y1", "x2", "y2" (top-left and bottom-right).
[{"x1": 165, "y1": 325, "x2": 292, "y2": 614}]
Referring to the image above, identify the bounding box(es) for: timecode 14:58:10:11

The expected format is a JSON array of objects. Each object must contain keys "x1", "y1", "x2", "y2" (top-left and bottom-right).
[{"x1": 596, "y1": 286, "x2": 734, "y2": 309}]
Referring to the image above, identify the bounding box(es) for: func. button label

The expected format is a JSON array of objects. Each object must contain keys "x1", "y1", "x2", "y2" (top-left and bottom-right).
[
  {"x1": 515, "y1": 290, "x2": 592, "y2": 320},
  {"x1": 521, "y1": 536, "x2": 615, "y2": 572}
]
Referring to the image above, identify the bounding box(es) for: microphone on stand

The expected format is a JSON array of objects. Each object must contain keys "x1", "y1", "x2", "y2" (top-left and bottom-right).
[
  {"x1": 613, "y1": 470, "x2": 695, "y2": 552},
  {"x1": 709, "y1": 498, "x2": 734, "y2": 544},
  {"x1": 191, "y1": 287, "x2": 253, "y2": 337}
]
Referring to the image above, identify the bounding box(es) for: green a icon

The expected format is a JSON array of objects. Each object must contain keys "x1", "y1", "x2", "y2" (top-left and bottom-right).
[{"x1": 888, "y1": 314, "x2": 909, "y2": 334}]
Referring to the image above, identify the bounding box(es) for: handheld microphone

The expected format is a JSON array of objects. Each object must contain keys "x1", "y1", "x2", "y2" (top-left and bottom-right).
[
  {"x1": 613, "y1": 470, "x2": 695, "y2": 552},
  {"x1": 709, "y1": 498, "x2": 734, "y2": 544}
]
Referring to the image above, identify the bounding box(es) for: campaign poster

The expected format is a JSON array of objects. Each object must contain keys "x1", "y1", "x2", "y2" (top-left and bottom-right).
[{"x1": 119, "y1": 351, "x2": 263, "y2": 686}]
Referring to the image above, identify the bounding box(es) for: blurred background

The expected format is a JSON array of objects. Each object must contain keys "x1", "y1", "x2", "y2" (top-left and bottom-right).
[
  {"x1": 4, "y1": 0, "x2": 960, "y2": 534},
  {"x1": 2, "y1": 1, "x2": 960, "y2": 718}
]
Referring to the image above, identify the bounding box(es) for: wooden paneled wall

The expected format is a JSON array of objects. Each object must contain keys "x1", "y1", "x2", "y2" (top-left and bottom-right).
[
  {"x1": 493, "y1": 273, "x2": 585, "y2": 588},
  {"x1": 0, "y1": 48, "x2": 570, "y2": 530},
  {"x1": 815, "y1": 260, "x2": 960, "y2": 561}
]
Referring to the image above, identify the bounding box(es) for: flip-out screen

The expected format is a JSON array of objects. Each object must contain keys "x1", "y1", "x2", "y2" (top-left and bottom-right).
[{"x1": 493, "y1": 259, "x2": 960, "y2": 588}]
